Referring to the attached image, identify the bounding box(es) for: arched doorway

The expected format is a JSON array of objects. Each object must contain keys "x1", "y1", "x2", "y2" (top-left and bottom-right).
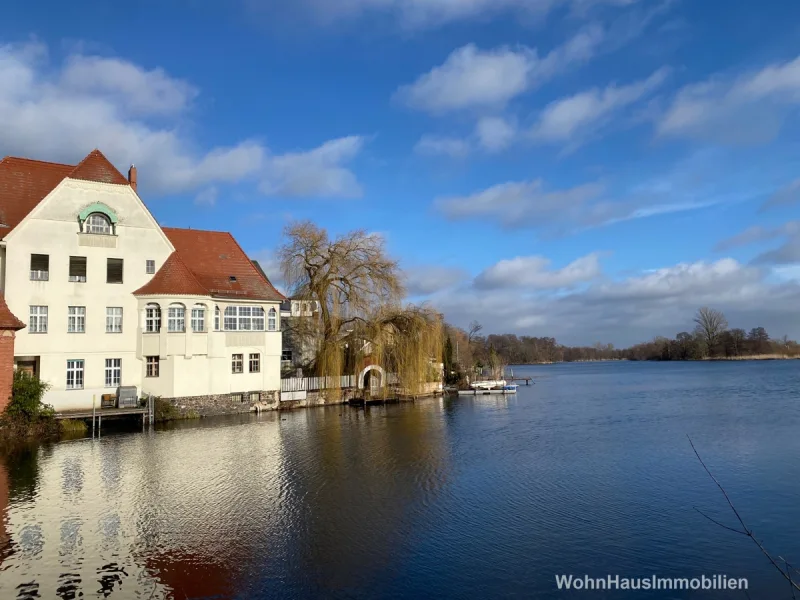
[{"x1": 358, "y1": 365, "x2": 385, "y2": 395}]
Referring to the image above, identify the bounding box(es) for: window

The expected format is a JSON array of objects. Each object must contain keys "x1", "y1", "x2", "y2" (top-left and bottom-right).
[
  {"x1": 145, "y1": 304, "x2": 161, "y2": 333},
  {"x1": 268, "y1": 308, "x2": 277, "y2": 331},
  {"x1": 105, "y1": 358, "x2": 121, "y2": 388},
  {"x1": 66, "y1": 360, "x2": 84, "y2": 390},
  {"x1": 146, "y1": 259, "x2": 155, "y2": 274},
  {"x1": 223, "y1": 306, "x2": 267, "y2": 331},
  {"x1": 191, "y1": 306, "x2": 205, "y2": 332},
  {"x1": 281, "y1": 349, "x2": 293, "y2": 362},
  {"x1": 30, "y1": 254, "x2": 49, "y2": 281},
  {"x1": 29, "y1": 306, "x2": 48, "y2": 334},
  {"x1": 106, "y1": 307, "x2": 123, "y2": 333},
  {"x1": 69, "y1": 256, "x2": 87, "y2": 282},
  {"x1": 232, "y1": 354, "x2": 244, "y2": 374},
  {"x1": 253, "y1": 307, "x2": 265, "y2": 331},
  {"x1": 214, "y1": 306, "x2": 220, "y2": 331},
  {"x1": 249, "y1": 392, "x2": 260, "y2": 403},
  {"x1": 107, "y1": 258, "x2": 123, "y2": 284},
  {"x1": 146, "y1": 356, "x2": 159, "y2": 377},
  {"x1": 68, "y1": 306, "x2": 86, "y2": 333},
  {"x1": 86, "y1": 213, "x2": 111, "y2": 234},
  {"x1": 167, "y1": 305, "x2": 185, "y2": 332},
  {"x1": 249, "y1": 353, "x2": 260, "y2": 373},
  {"x1": 231, "y1": 393, "x2": 243, "y2": 403}
]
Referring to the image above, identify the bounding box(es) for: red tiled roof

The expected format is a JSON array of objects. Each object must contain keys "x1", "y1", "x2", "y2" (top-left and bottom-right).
[
  {"x1": 68, "y1": 149, "x2": 129, "y2": 185},
  {"x1": 135, "y1": 228, "x2": 286, "y2": 301},
  {"x1": 0, "y1": 157, "x2": 73, "y2": 235},
  {"x1": 0, "y1": 294, "x2": 25, "y2": 330},
  {"x1": 133, "y1": 252, "x2": 208, "y2": 297},
  {"x1": 0, "y1": 149, "x2": 130, "y2": 238}
]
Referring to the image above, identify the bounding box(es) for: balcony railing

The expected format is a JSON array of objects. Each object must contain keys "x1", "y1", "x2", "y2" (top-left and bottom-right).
[{"x1": 30, "y1": 270, "x2": 49, "y2": 281}]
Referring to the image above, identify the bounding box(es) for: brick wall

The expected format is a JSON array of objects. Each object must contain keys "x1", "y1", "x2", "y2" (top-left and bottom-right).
[{"x1": 0, "y1": 331, "x2": 16, "y2": 413}]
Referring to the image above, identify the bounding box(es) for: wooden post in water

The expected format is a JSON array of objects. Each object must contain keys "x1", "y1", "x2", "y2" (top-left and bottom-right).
[{"x1": 92, "y1": 395, "x2": 96, "y2": 437}]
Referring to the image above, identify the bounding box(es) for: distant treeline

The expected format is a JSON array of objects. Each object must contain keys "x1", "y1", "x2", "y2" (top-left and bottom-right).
[{"x1": 445, "y1": 308, "x2": 800, "y2": 372}]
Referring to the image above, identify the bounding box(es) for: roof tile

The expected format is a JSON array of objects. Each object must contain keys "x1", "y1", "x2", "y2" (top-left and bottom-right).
[
  {"x1": 68, "y1": 149, "x2": 129, "y2": 186},
  {"x1": 133, "y1": 252, "x2": 208, "y2": 297},
  {"x1": 0, "y1": 294, "x2": 25, "y2": 330},
  {"x1": 135, "y1": 228, "x2": 285, "y2": 301}
]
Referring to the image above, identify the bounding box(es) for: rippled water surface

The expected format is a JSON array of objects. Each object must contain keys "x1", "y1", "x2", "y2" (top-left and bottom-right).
[{"x1": 2, "y1": 361, "x2": 800, "y2": 599}]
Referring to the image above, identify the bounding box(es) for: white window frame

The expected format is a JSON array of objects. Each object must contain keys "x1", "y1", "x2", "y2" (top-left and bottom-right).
[
  {"x1": 268, "y1": 307, "x2": 277, "y2": 331},
  {"x1": 214, "y1": 306, "x2": 220, "y2": 331},
  {"x1": 167, "y1": 305, "x2": 186, "y2": 333},
  {"x1": 66, "y1": 359, "x2": 84, "y2": 390},
  {"x1": 232, "y1": 354, "x2": 244, "y2": 374},
  {"x1": 223, "y1": 306, "x2": 267, "y2": 331},
  {"x1": 86, "y1": 213, "x2": 111, "y2": 234},
  {"x1": 106, "y1": 307, "x2": 123, "y2": 333},
  {"x1": 29, "y1": 306, "x2": 48, "y2": 334},
  {"x1": 249, "y1": 353, "x2": 260, "y2": 373},
  {"x1": 68, "y1": 306, "x2": 86, "y2": 333},
  {"x1": 146, "y1": 259, "x2": 156, "y2": 274},
  {"x1": 191, "y1": 306, "x2": 206, "y2": 332},
  {"x1": 105, "y1": 358, "x2": 121, "y2": 388},
  {"x1": 145, "y1": 304, "x2": 161, "y2": 333}
]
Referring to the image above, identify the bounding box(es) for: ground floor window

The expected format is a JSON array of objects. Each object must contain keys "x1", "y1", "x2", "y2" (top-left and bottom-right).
[
  {"x1": 66, "y1": 359, "x2": 84, "y2": 390},
  {"x1": 146, "y1": 356, "x2": 160, "y2": 378},
  {"x1": 232, "y1": 354, "x2": 243, "y2": 374},
  {"x1": 105, "y1": 358, "x2": 121, "y2": 387},
  {"x1": 231, "y1": 393, "x2": 244, "y2": 403},
  {"x1": 249, "y1": 392, "x2": 261, "y2": 403},
  {"x1": 281, "y1": 349, "x2": 293, "y2": 362},
  {"x1": 249, "y1": 353, "x2": 260, "y2": 373}
]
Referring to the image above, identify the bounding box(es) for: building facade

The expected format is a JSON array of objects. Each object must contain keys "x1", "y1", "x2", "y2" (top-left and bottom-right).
[{"x1": 0, "y1": 150, "x2": 285, "y2": 412}]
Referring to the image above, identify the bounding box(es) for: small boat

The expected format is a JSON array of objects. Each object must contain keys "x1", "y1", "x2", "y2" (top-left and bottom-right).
[
  {"x1": 469, "y1": 379, "x2": 506, "y2": 390},
  {"x1": 457, "y1": 381, "x2": 518, "y2": 395}
]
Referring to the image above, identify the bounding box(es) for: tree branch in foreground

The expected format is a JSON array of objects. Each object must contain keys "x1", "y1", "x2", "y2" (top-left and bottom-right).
[{"x1": 688, "y1": 435, "x2": 800, "y2": 593}]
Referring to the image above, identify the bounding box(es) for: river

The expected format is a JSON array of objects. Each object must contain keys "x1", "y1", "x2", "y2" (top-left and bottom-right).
[{"x1": 1, "y1": 360, "x2": 799, "y2": 599}]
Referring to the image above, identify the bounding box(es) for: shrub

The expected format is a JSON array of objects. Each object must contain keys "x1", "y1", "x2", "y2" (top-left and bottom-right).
[{"x1": 5, "y1": 370, "x2": 52, "y2": 421}]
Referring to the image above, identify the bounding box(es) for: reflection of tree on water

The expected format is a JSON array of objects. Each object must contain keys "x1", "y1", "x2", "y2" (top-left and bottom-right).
[{"x1": 268, "y1": 402, "x2": 452, "y2": 597}]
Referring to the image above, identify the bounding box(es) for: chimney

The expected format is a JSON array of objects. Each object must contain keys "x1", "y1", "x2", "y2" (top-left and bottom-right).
[{"x1": 128, "y1": 164, "x2": 137, "y2": 192}]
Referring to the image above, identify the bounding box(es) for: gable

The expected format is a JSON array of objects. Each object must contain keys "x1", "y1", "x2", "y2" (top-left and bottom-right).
[{"x1": 0, "y1": 157, "x2": 73, "y2": 237}]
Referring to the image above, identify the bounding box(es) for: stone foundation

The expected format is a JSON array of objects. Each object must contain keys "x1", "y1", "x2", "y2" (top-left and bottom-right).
[{"x1": 164, "y1": 390, "x2": 280, "y2": 418}]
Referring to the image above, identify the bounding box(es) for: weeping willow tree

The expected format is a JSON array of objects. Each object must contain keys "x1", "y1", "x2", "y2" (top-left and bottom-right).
[{"x1": 278, "y1": 221, "x2": 443, "y2": 399}]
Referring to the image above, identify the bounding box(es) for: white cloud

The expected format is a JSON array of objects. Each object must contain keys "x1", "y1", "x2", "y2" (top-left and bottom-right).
[
  {"x1": 194, "y1": 186, "x2": 219, "y2": 207},
  {"x1": 475, "y1": 116, "x2": 517, "y2": 151},
  {"x1": 259, "y1": 0, "x2": 640, "y2": 29},
  {"x1": 395, "y1": 44, "x2": 537, "y2": 113},
  {"x1": 658, "y1": 55, "x2": 800, "y2": 144},
  {"x1": 60, "y1": 55, "x2": 198, "y2": 116},
  {"x1": 0, "y1": 40, "x2": 365, "y2": 198},
  {"x1": 414, "y1": 135, "x2": 471, "y2": 158},
  {"x1": 761, "y1": 179, "x2": 800, "y2": 211},
  {"x1": 475, "y1": 253, "x2": 602, "y2": 289},
  {"x1": 260, "y1": 136, "x2": 365, "y2": 198},
  {"x1": 395, "y1": 24, "x2": 606, "y2": 114},
  {"x1": 530, "y1": 67, "x2": 669, "y2": 143},
  {"x1": 431, "y1": 258, "x2": 800, "y2": 346},
  {"x1": 404, "y1": 265, "x2": 470, "y2": 296},
  {"x1": 435, "y1": 179, "x2": 613, "y2": 230},
  {"x1": 715, "y1": 222, "x2": 800, "y2": 251}
]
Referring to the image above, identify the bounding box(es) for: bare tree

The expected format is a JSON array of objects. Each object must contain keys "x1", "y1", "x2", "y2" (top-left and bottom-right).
[
  {"x1": 693, "y1": 307, "x2": 728, "y2": 356},
  {"x1": 468, "y1": 321, "x2": 483, "y2": 345},
  {"x1": 279, "y1": 221, "x2": 403, "y2": 341}
]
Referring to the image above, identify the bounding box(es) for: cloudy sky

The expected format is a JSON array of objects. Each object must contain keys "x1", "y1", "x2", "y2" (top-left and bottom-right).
[{"x1": 2, "y1": 0, "x2": 800, "y2": 346}]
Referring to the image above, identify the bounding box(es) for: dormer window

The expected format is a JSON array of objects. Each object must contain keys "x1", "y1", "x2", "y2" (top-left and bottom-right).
[{"x1": 86, "y1": 213, "x2": 112, "y2": 234}]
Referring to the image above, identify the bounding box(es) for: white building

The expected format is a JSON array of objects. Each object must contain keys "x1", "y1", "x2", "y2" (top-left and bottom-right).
[{"x1": 0, "y1": 149, "x2": 286, "y2": 412}]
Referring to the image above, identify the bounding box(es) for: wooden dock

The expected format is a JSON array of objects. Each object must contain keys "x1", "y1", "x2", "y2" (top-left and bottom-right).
[
  {"x1": 55, "y1": 396, "x2": 155, "y2": 435},
  {"x1": 507, "y1": 377, "x2": 533, "y2": 385}
]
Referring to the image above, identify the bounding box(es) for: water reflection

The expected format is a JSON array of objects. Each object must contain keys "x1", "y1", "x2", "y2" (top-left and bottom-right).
[{"x1": 1, "y1": 362, "x2": 800, "y2": 599}]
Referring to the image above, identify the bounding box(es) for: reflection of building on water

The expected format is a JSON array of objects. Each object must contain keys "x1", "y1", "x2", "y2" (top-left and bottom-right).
[{"x1": 0, "y1": 403, "x2": 453, "y2": 598}]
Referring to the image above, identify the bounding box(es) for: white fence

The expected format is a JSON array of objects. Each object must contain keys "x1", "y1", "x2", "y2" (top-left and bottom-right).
[
  {"x1": 281, "y1": 375, "x2": 357, "y2": 392},
  {"x1": 280, "y1": 373, "x2": 400, "y2": 392}
]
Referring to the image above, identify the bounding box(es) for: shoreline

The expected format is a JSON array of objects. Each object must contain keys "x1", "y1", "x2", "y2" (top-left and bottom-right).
[{"x1": 507, "y1": 355, "x2": 800, "y2": 366}]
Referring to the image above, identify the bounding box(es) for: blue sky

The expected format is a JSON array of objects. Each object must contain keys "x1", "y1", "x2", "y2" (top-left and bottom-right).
[{"x1": 2, "y1": 0, "x2": 800, "y2": 345}]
